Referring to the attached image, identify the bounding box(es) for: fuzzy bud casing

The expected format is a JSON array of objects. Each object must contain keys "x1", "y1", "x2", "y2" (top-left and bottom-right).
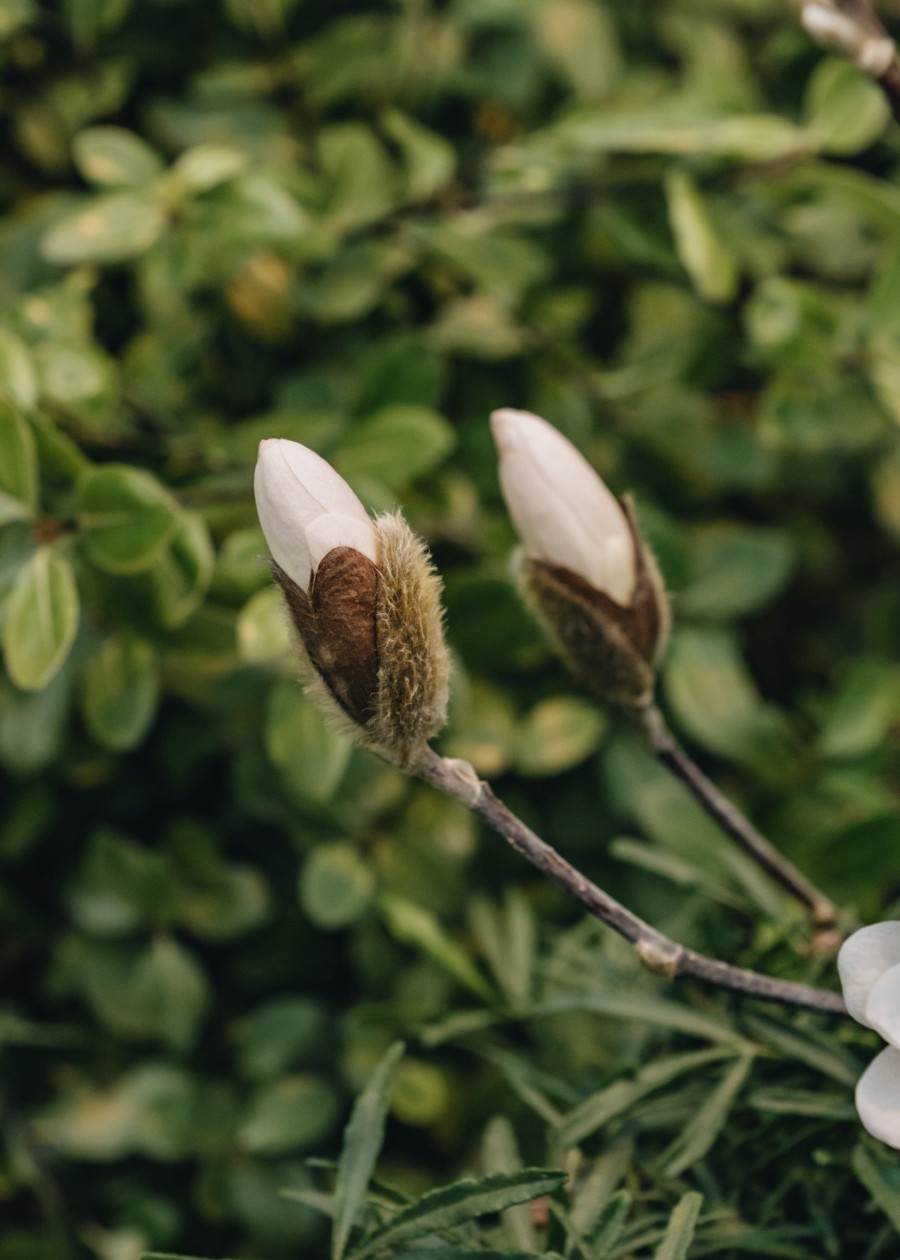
[
  {"x1": 254, "y1": 440, "x2": 449, "y2": 765},
  {"x1": 491, "y1": 409, "x2": 669, "y2": 707}
]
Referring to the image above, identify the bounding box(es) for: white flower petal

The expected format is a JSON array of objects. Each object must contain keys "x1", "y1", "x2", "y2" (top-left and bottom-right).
[
  {"x1": 254, "y1": 439, "x2": 371, "y2": 590},
  {"x1": 490, "y1": 408, "x2": 636, "y2": 605},
  {"x1": 838, "y1": 922, "x2": 900, "y2": 1028},
  {"x1": 856, "y1": 1047, "x2": 900, "y2": 1151},
  {"x1": 305, "y1": 512, "x2": 378, "y2": 576},
  {"x1": 865, "y1": 962, "x2": 900, "y2": 1051}
]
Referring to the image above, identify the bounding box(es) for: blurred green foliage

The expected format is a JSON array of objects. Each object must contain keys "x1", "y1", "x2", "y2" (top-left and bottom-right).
[{"x1": 4, "y1": 0, "x2": 900, "y2": 1257}]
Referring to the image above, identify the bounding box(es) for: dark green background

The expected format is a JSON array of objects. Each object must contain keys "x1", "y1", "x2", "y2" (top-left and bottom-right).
[{"x1": 3, "y1": 1, "x2": 900, "y2": 1256}]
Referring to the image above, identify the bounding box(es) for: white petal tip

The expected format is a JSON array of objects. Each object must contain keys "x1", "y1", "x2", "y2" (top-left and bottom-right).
[{"x1": 857, "y1": 1048, "x2": 900, "y2": 1151}]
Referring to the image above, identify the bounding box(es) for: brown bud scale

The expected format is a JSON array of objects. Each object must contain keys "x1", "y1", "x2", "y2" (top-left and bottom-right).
[
  {"x1": 519, "y1": 497, "x2": 669, "y2": 707},
  {"x1": 273, "y1": 549, "x2": 379, "y2": 729},
  {"x1": 273, "y1": 513, "x2": 450, "y2": 766}
]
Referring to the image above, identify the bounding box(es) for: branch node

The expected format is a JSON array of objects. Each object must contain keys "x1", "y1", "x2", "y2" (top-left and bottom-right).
[
  {"x1": 443, "y1": 756, "x2": 484, "y2": 807},
  {"x1": 636, "y1": 937, "x2": 684, "y2": 979}
]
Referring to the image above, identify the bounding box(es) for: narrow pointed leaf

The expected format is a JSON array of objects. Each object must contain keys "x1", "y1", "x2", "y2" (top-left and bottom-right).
[
  {"x1": 662, "y1": 1057, "x2": 752, "y2": 1177},
  {"x1": 653, "y1": 1192, "x2": 703, "y2": 1260},
  {"x1": 557, "y1": 1048, "x2": 732, "y2": 1146},
  {"x1": 332, "y1": 1042, "x2": 405, "y2": 1260},
  {"x1": 349, "y1": 1169, "x2": 566, "y2": 1260}
]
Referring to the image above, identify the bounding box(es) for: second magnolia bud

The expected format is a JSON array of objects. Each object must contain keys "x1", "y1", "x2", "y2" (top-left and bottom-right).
[
  {"x1": 255, "y1": 439, "x2": 449, "y2": 765},
  {"x1": 491, "y1": 409, "x2": 669, "y2": 707}
]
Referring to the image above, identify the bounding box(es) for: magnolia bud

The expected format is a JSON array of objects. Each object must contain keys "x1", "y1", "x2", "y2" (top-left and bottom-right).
[
  {"x1": 491, "y1": 409, "x2": 669, "y2": 707},
  {"x1": 254, "y1": 439, "x2": 450, "y2": 765}
]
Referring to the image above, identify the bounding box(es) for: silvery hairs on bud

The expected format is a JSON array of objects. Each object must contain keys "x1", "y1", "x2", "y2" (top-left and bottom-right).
[
  {"x1": 255, "y1": 439, "x2": 450, "y2": 766},
  {"x1": 491, "y1": 409, "x2": 669, "y2": 708}
]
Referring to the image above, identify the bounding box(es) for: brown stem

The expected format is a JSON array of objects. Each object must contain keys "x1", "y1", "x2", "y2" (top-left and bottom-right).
[
  {"x1": 632, "y1": 702, "x2": 838, "y2": 931},
  {"x1": 412, "y1": 748, "x2": 847, "y2": 1017}
]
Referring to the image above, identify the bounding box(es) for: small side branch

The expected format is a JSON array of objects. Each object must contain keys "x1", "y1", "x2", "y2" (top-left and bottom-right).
[
  {"x1": 633, "y1": 702, "x2": 838, "y2": 931},
  {"x1": 801, "y1": 0, "x2": 900, "y2": 122},
  {"x1": 413, "y1": 749, "x2": 847, "y2": 1018}
]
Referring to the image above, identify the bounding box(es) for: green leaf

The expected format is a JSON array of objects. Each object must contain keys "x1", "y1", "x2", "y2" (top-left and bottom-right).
[
  {"x1": 818, "y1": 659, "x2": 900, "y2": 759},
  {"x1": 238, "y1": 1076, "x2": 340, "y2": 1155},
  {"x1": 170, "y1": 144, "x2": 247, "y2": 192},
  {"x1": 233, "y1": 998, "x2": 329, "y2": 1082},
  {"x1": 512, "y1": 697, "x2": 606, "y2": 777},
  {"x1": 663, "y1": 627, "x2": 793, "y2": 771},
  {"x1": 381, "y1": 109, "x2": 455, "y2": 203},
  {"x1": 81, "y1": 636, "x2": 159, "y2": 751},
  {"x1": 41, "y1": 193, "x2": 167, "y2": 265},
  {"x1": 380, "y1": 894, "x2": 496, "y2": 1003},
  {"x1": 237, "y1": 586, "x2": 292, "y2": 663},
  {"x1": 852, "y1": 1142, "x2": 900, "y2": 1231},
  {"x1": 149, "y1": 511, "x2": 215, "y2": 627},
  {"x1": 556, "y1": 1048, "x2": 733, "y2": 1146},
  {"x1": 300, "y1": 843, "x2": 375, "y2": 931},
  {"x1": 77, "y1": 465, "x2": 179, "y2": 574},
  {"x1": 349, "y1": 1169, "x2": 567, "y2": 1260},
  {"x1": 73, "y1": 126, "x2": 164, "y2": 188},
  {"x1": 804, "y1": 58, "x2": 889, "y2": 156},
  {"x1": 334, "y1": 406, "x2": 456, "y2": 488},
  {"x1": 0, "y1": 399, "x2": 38, "y2": 520},
  {"x1": 264, "y1": 681, "x2": 352, "y2": 804},
  {"x1": 678, "y1": 527, "x2": 795, "y2": 621},
  {"x1": 0, "y1": 660, "x2": 72, "y2": 772},
  {"x1": 0, "y1": 0, "x2": 37, "y2": 40},
  {"x1": 392, "y1": 1252, "x2": 553, "y2": 1259},
  {"x1": 0, "y1": 328, "x2": 38, "y2": 410},
  {"x1": 661, "y1": 1056, "x2": 752, "y2": 1177},
  {"x1": 132, "y1": 936, "x2": 210, "y2": 1051},
  {"x1": 666, "y1": 170, "x2": 739, "y2": 305},
  {"x1": 653, "y1": 1192, "x2": 704, "y2": 1260},
  {"x1": 332, "y1": 1041, "x2": 405, "y2": 1260},
  {"x1": 3, "y1": 547, "x2": 79, "y2": 691}
]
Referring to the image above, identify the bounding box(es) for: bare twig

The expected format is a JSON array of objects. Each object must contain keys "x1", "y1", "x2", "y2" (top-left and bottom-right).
[
  {"x1": 632, "y1": 702, "x2": 838, "y2": 931},
  {"x1": 801, "y1": 0, "x2": 900, "y2": 121},
  {"x1": 412, "y1": 748, "x2": 847, "y2": 1017}
]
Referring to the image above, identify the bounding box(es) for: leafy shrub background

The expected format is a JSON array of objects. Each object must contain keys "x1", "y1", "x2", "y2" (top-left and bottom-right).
[{"x1": 4, "y1": 0, "x2": 900, "y2": 1256}]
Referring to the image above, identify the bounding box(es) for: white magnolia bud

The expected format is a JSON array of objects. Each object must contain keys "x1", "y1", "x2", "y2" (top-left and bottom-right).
[
  {"x1": 254, "y1": 438, "x2": 377, "y2": 592},
  {"x1": 253, "y1": 438, "x2": 449, "y2": 764},
  {"x1": 490, "y1": 408, "x2": 668, "y2": 707},
  {"x1": 491, "y1": 408, "x2": 636, "y2": 605}
]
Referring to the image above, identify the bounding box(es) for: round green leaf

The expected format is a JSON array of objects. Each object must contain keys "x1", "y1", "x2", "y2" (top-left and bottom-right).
[
  {"x1": 238, "y1": 1076, "x2": 340, "y2": 1155},
  {"x1": 513, "y1": 697, "x2": 607, "y2": 777},
  {"x1": 170, "y1": 143, "x2": 246, "y2": 192},
  {"x1": 3, "y1": 547, "x2": 80, "y2": 691},
  {"x1": 334, "y1": 405, "x2": 456, "y2": 487},
  {"x1": 264, "y1": 681, "x2": 352, "y2": 804},
  {"x1": 299, "y1": 842, "x2": 375, "y2": 930},
  {"x1": 77, "y1": 465, "x2": 179, "y2": 573},
  {"x1": 149, "y1": 511, "x2": 215, "y2": 627},
  {"x1": 237, "y1": 586, "x2": 292, "y2": 663},
  {"x1": 41, "y1": 193, "x2": 167, "y2": 265},
  {"x1": 81, "y1": 636, "x2": 159, "y2": 751},
  {"x1": 73, "y1": 126, "x2": 164, "y2": 188}
]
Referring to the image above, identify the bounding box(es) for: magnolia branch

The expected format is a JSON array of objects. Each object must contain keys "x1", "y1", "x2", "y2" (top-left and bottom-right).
[
  {"x1": 413, "y1": 747, "x2": 848, "y2": 1017},
  {"x1": 633, "y1": 702, "x2": 839, "y2": 931},
  {"x1": 801, "y1": 0, "x2": 900, "y2": 121}
]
